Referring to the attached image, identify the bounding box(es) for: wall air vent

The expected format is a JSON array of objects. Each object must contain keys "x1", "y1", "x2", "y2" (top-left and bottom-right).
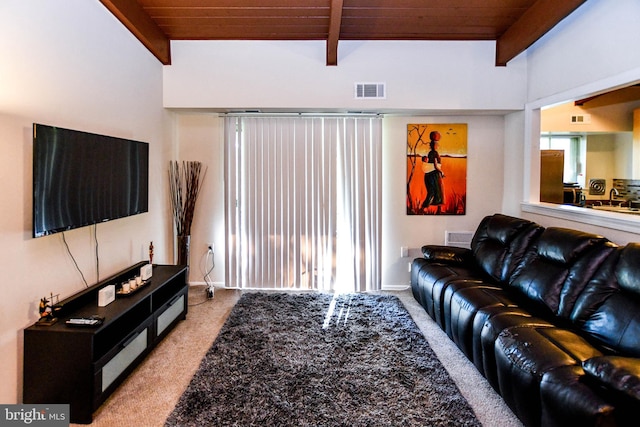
[
  {"x1": 355, "y1": 83, "x2": 386, "y2": 99},
  {"x1": 570, "y1": 114, "x2": 591, "y2": 124},
  {"x1": 444, "y1": 231, "x2": 474, "y2": 249}
]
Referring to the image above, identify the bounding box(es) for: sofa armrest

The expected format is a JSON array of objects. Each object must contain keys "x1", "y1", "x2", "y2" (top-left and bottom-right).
[
  {"x1": 540, "y1": 365, "x2": 615, "y2": 427},
  {"x1": 583, "y1": 356, "x2": 640, "y2": 401},
  {"x1": 421, "y1": 245, "x2": 472, "y2": 265}
]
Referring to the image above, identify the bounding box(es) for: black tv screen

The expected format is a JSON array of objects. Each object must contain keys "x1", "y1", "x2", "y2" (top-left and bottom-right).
[{"x1": 33, "y1": 123, "x2": 149, "y2": 238}]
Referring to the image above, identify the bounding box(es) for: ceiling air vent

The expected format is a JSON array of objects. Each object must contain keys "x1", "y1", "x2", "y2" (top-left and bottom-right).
[{"x1": 355, "y1": 83, "x2": 386, "y2": 99}]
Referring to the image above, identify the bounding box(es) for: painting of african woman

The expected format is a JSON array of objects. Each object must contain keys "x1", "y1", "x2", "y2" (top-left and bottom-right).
[{"x1": 407, "y1": 123, "x2": 467, "y2": 215}]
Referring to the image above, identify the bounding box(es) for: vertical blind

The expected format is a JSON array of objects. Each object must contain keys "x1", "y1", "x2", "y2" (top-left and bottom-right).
[{"x1": 224, "y1": 116, "x2": 382, "y2": 292}]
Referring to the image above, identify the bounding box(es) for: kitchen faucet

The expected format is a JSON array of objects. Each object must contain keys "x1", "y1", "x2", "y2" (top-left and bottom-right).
[{"x1": 609, "y1": 187, "x2": 619, "y2": 205}]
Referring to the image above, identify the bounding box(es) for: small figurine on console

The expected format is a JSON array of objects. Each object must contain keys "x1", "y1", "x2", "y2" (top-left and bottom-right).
[{"x1": 36, "y1": 293, "x2": 60, "y2": 326}]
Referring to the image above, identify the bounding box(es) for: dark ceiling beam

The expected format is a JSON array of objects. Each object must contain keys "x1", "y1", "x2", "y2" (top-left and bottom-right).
[
  {"x1": 99, "y1": 0, "x2": 171, "y2": 65},
  {"x1": 326, "y1": 0, "x2": 344, "y2": 66},
  {"x1": 495, "y1": 0, "x2": 586, "y2": 66},
  {"x1": 575, "y1": 95, "x2": 599, "y2": 106}
]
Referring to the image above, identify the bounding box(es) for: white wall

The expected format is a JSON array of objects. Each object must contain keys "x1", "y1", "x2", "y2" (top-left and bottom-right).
[
  {"x1": 173, "y1": 114, "x2": 226, "y2": 285},
  {"x1": 516, "y1": 0, "x2": 640, "y2": 244},
  {"x1": 382, "y1": 115, "x2": 505, "y2": 288},
  {"x1": 164, "y1": 40, "x2": 527, "y2": 112},
  {"x1": 502, "y1": 111, "x2": 527, "y2": 216},
  {"x1": 526, "y1": 0, "x2": 640, "y2": 104},
  {"x1": 0, "y1": 1, "x2": 169, "y2": 403}
]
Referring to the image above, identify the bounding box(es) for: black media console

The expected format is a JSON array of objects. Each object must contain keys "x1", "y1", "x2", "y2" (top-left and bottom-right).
[{"x1": 23, "y1": 262, "x2": 188, "y2": 424}]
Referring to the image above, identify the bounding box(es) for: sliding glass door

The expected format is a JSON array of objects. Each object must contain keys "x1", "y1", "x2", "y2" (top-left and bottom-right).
[{"x1": 224, "y1": 116, "x2": 381, "y2": 292}]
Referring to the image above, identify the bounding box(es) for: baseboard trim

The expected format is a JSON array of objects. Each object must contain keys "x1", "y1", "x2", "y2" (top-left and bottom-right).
[
  {"x1": 189, "y1": 281, "x2": 224, "y2": 287},
  {"x1": 381, "y1": 284, "x2": 411, "y2": 291},
  {"x1": 189, "y1": 282, "x2": 411, "y2": 292}
]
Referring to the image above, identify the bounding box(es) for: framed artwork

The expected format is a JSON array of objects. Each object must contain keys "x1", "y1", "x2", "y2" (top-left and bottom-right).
[{"x1": 407, "y1": 123, "x2": 467, "y2": 215}]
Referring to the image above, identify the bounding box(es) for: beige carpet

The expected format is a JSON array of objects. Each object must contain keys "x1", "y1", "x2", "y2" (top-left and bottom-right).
[{"x1": 74, "y1": 287, "x2": 522, "y2": 427}]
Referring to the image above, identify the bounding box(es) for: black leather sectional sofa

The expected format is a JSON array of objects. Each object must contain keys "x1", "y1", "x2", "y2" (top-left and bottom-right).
[{"x1": 411, "y1": 213, "x2": 640, "y2": 427}]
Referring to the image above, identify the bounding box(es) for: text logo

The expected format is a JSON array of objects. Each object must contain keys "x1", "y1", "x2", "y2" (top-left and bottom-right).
[{"x1": 0, "y1": 405, "x2": 69, "y2": 426}]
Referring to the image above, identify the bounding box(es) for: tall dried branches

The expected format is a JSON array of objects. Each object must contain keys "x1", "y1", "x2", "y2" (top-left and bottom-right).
[{"x1": 169, "y1": 160, "x2": 207, "y2": 236}]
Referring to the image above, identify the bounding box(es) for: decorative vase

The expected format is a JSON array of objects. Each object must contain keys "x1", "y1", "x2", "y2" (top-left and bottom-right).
[{"x1": 176, "y1": 235, "x2": 191, "y2": 269}]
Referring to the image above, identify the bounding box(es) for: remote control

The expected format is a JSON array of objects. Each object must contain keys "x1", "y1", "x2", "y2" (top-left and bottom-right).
[{"x1": 66, "y1": 317, "x2": 104, "y2": 326}]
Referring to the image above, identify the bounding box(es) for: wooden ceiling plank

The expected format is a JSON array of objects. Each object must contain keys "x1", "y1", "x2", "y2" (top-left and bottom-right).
[
  {"x1": 344, "y1": 0, "x2": 535, "y2": 8},
  {"x1": 327, "y1": 0, "x2": 344, "y2": 66},
  {"x1": 340, "y1": 16, "x2": 515, "y2": 28},
  {"x1": 153, "y1": 17, "x2": 330, "y2": 26},
  {"x1": 495, "y1": 0, "x2": 586, "y2": 66},
  {"x1": 163, "y1": 27, "x2": 331, "y2": 39},
  {"x1": 99, "y1": 0, "x2": 171, "y2": 64},
  {"x1": 152, "y1": 16, "x2": 510, "y2": 33},
  {"x1": 171, "y1": 34, "x2": 330, "y2": 41},
  {"x1": 146, "y1": 8, "x2": 329, "y2": 19},
  {"x1": 341, "y1": 31, "x2": 499, "y2": 39},
  {"x1": 341, "y1": 7, "x2": 528, "y2": 19},
  {"x1": 339, "y1": 35, "x2": 495, "y2": 42},
  {"x1": 139, "y1": 0, "x2": 329, "y2": 8}
]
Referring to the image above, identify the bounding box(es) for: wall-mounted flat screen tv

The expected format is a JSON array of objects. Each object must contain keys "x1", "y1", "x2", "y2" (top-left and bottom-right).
[{"x1": 33, "y1": 123, "x2": 149, "y2": 238}]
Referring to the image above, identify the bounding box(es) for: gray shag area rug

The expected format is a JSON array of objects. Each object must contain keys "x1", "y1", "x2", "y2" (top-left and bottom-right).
[{"x1": 165, "y1": 292, "x2": 481, "y2": 426}]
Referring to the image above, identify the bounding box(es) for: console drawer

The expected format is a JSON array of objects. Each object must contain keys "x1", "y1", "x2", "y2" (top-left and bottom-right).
[
  {"x1": 156, "y1": 293, "x2": 185, "y2": 337},
  {"x1": 100, "y1": 327, "x2": 149, "y2": 393}
]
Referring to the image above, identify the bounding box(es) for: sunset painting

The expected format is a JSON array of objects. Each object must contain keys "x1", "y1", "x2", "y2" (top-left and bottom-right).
[{"x1": 407, "y1": 123, "x2": 467, "y2": 215}]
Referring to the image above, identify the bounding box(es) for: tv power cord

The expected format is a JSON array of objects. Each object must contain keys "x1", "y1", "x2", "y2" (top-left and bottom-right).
[
  {"x1": 189, "y1": 245, "x2": 216, "y2": 306},
  {"x1": 205, "y1": 245, "x2": 215, "y2": 299}
]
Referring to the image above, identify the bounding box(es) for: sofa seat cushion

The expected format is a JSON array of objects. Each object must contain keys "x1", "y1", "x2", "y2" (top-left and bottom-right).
[
  {"x1": 411, "y1": 259, "x2": 470, "y2": 317},
  {"x1": 583, "y1": 356, "x2": 640, "y2": 401},
  {"x1": 415, "y1": 260, "x2": 486, "y2": 285},
  {"x1": 413, "y1": 261, "x2": 486, "y2": 324},
  {"x1": 446, "y1": 286, "x2": 515, "y2": 359},
  {"x1": 496, "y1": 326, "x2": 604, "y2": 379},
  {"x1": 435, "y1": 279, "x2": 489, "y2": 333},
  {"x1": 495, "y1": 326, "x2": 604, "y2": 427}
]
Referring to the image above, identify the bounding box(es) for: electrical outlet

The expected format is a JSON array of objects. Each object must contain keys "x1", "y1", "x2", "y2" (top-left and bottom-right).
[
  {"x1": 400, "y1": 246, "x2": 408, "y2": 257},
  {"x1": 207, "y1": 243, "x2": 214, "y2": 252}
]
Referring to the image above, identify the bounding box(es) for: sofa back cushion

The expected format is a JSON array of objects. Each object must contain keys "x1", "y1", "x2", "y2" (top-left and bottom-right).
[
  {"x1": 507, "y1": 227, "x2": 614, "y2": 320},
  {"x1": 573, "y1": 244, "x2": 640, "y2": 356},
  {"x1": 470, "y1": 214, "x2": 543, "y2": 285}
]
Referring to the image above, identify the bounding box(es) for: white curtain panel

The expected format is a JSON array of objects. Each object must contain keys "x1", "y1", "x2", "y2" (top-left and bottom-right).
[{"x1": 224, "y1": 115, "x2": 382, "y2": 292}]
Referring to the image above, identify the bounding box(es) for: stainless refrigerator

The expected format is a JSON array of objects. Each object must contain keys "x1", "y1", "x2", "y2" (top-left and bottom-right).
[{"x1": 540, "y1": 150, "x2": 564, "y2": 203}]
